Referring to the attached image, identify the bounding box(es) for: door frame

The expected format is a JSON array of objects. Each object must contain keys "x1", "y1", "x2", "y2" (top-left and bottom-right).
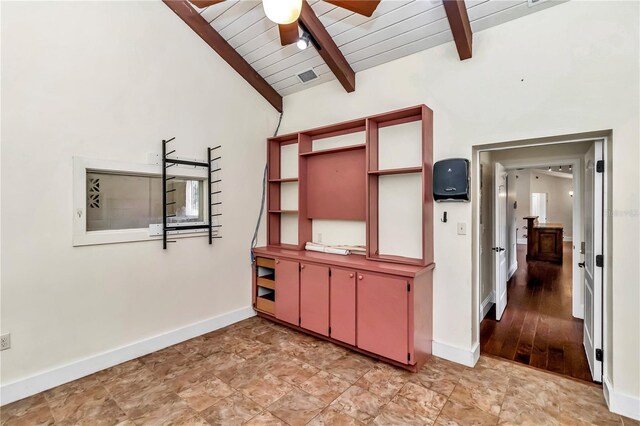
[
  {"x1": 471, "y1": 134, "x2": 610, "y2": 382},
  {"x1": 496, "y1": 157, "x2": 583, "y2": 319}
]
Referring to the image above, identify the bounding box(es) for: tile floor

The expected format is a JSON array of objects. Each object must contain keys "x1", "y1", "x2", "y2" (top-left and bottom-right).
[{"x1": 1, "y1": 316, "x2": 636, "y2": 425}]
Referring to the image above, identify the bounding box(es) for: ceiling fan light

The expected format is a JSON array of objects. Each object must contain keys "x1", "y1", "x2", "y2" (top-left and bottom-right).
[
  {"x1": 297, "y1": 33, "x2": 310, "y2": 50},
  {"x1": 263, "y1": 0, "x2": 302, "y2": 24}
]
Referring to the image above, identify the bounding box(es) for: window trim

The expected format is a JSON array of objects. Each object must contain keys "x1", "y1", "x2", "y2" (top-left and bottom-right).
[{"x1": 73, "y1": 156, "x2": 209, "y2": 247}]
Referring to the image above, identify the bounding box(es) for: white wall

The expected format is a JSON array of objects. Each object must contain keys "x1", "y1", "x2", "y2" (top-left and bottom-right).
[
  {"x1": 1, "y1": 0, "x2": 278, "y2": 389},
  {"x1": 279, "y1": 0, "x2": 639, "y2": 406},
  {"x1": 514, "y1": 170, "x2": 531, "y2": 242},
  {"x1": 529, "y1": 172, "x2": 574, "y2": 238},
  {"x1": 511, "y1": 169, "x2": 574, "y2": 241}
]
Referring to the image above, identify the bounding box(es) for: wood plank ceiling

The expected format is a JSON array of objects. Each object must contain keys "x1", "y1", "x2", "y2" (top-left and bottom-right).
[{"x1": 191, "y1": 0, "x2": 563, "y2": 97}]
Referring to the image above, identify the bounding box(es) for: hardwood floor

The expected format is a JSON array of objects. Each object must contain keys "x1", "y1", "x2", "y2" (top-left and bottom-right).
[{"x1": 480, "y1": 242, "x2": 594, "y2": 383}]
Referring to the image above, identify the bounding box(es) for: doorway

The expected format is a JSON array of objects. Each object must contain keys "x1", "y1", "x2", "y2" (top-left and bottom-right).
[{"x1": 476, "y1": 138, "x2": 605, "y2": 384}]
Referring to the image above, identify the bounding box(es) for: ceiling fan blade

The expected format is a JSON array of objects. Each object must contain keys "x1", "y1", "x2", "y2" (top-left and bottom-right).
[
  {"x1": 323, "y1": 0, "x2": 381, "y2": 17},
  {"x1": 278, "y1": 22, "x2": 300, "y2": 46},
  {"x1": 189, "y1": 0, "x2": 226, "y2": 8}
]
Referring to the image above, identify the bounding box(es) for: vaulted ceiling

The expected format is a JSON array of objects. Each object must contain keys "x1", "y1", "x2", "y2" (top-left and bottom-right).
[{"x1": 166, "y1": 0, "x2": 563, "y2": 111}]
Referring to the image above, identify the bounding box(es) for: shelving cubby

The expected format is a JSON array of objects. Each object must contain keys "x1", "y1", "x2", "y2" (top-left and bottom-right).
[
  {"x1": 265, "y1": 104, "x2": 433, "y2": 265},
  {"x1": 254, "y1": 257, "x2": 276, "y2": 315},
  {"x1": 266, "y1": 134, "x2": 300, "y2": 250}
]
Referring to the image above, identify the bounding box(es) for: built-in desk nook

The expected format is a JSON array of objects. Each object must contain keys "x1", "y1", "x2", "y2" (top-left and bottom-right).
[
  {"x1": 524, "y1": 216, "x2": 564, "y2": 264},
  {"x1": 252, "y1": 105, "x2": 435, "y2": 372}
]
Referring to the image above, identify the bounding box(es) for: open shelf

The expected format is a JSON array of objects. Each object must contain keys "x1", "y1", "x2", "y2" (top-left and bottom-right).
[
  {"x1": 368, "y1": 166, "x2": 423, "y2": 176},
  {"x1": 268, "y1": 177, "x2": 298, "y2": 183},
  {"x1": 300, "y1": 144, "x2": 365, "y2": 157},
  {"x1": 265, "y1": 104, "x2": 432, "y2": 267},
  {"x1": 256, "y1": 292, "x2": 275, "y2": 315},
  {"x1": 257, "y1": 275, "x2": 275, "y2": 290}
]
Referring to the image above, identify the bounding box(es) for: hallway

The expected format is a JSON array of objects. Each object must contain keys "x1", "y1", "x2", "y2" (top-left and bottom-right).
[{"x1": 480, "y1": 243, "x2": 593, "y2": 382}]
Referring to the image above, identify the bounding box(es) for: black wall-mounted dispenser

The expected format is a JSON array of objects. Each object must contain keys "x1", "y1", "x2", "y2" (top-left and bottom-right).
[{"x1": 433, "y1": 158, "x2": 470, "y2": 202}]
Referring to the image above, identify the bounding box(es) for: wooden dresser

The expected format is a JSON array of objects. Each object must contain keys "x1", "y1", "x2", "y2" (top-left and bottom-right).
[
  {"x1": 252, "y1": 105, "x2": 435, "y2": 372},
  {"x1": 524, "y1": 216, "x2": 563, "y2": 264}
]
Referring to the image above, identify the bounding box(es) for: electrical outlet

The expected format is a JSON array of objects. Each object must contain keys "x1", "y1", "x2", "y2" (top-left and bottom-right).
[{"x1": 0, "y1": 333, "x2": 10, "y2": 351}]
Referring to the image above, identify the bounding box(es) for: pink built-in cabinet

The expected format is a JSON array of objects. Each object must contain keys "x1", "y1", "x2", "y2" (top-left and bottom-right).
[
  {"x1": 253, "y1": 105, "x2": 434, "y2": 371},
  {"x1": 274, "y1": 259, "x2": 299, "y2": 326},
  {"x1": 329, "y1": 268, "x2": 356, "y2": 346},
  {"x1": 299, "y1": 263, "x2": 330, "y2": 336}
]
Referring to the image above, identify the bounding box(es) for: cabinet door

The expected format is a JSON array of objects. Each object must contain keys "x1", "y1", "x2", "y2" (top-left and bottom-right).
[
  {"x1": 357, "y1": 272, "x2": 409, "y2": 363},
  {"x1": 330, "y1": 268, "x2": 356, "y2": 345},
  {"x1": 275, "y1": 259, "x2": 299, "y2": 326},
  {"x1": 300, "y1": 263, "x2": 329, "y2": 336}
]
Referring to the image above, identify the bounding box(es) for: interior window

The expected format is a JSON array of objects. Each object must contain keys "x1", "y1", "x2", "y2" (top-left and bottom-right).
[{"x1": 86, "y1": 171, "x2": 205, "y2": 232}]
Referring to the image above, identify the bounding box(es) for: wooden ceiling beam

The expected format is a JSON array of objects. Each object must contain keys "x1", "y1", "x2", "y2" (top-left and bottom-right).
[
  {"x1": 443, "y1": 0, "x2": 473, "y2": 60},
  {"x1": 163, "y1": 0, "x2": 283, "y2": 112},
  {"x1": 299, "y1": 1, "x2": 355, "y2": 92}
]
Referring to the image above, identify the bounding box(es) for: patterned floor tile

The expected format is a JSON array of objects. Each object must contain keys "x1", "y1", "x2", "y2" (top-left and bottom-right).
[
  {"x1": 372, "y1": 400, "x2": 432, "y2": 425},
  {"x1": 267, "y1": 389, "x2": 325, "y2": 426},
  {"x1": 244, "y1": 411, "x2": 287, "y2": 426},
  {"x1": 330, "y1": 386, "x2": 386, "y2": 423},
  {"x1": 307, "y1": 406, "x2": 365, "y2": 426},
  {"x1": 393, "y1": 382, "x2": 447, "y2": 421},
  {"x1": 240, "y1": 373, "x2": 293, "y2": 408},
  {"x1": 3, "y1": 316, "x2": 624, "y2": 426},
  {"x1": 435, "y1": 399, "x2": 498, "y2": 426},
  {"x1": 48, "y1": 386, "x2": 127, "y2": 425},
  {"x1": 199, "y1": 393, "x2": 262, "y2": 426}
]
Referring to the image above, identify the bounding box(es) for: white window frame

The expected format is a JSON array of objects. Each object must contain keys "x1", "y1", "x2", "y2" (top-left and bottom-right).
[{"x1": 73, "y1": 156, "x2": 209, "y2": 246}]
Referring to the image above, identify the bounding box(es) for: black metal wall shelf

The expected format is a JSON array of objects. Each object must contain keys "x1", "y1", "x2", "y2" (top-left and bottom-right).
[{"x1": 162, "y1": 138, "x2": 222, "y2": 249}]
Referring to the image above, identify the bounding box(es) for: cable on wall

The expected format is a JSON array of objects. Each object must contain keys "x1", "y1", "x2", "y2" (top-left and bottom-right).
[{"x1": 251, "y1": 112, "x2": 284, "y2": 262}]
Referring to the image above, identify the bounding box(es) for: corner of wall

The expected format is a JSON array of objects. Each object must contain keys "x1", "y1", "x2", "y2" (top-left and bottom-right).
[
  {"x1": 432, "y1": 340, "x2": 480, "y2": 368},
  {"x1": 603, "y1": 375, "x2": 640, "y2": 421}
]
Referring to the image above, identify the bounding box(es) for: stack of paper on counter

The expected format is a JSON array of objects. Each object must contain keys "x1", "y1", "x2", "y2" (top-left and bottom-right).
[
  {"x1": 333, "y1": 245, "x2": 366, "y2": 256},
  {"x1": 304, "y1": 242, "x2": 349, "y2": 255}
]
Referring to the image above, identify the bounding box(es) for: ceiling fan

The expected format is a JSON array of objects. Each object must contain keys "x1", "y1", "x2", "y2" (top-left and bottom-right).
[{"x1": 190, "y1": 0, "x2": 381, "y2": 46}]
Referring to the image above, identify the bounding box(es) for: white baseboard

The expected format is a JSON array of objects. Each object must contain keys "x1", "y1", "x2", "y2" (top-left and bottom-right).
[
  {"x1": 572, "y1": 303, "x2": 584, "y2": 320},
  {"x1": 0, "y1": 307, "x2": 255, "y2": 406},
  {"x1": 603, "y1": 375, "x2": 640, "y2": 420},
  {"x1": 480, "y1": 291, "x2": 495, "y2": 322},
  {"x1": 517, "y1": 238, "x2": 527, "y2": 245},
  {"x1": 432, "y1": 341, "x2": 480, "y2": 368},
  {"x1": 508, "y1": 262, "x2": 518, "y2": 280}
]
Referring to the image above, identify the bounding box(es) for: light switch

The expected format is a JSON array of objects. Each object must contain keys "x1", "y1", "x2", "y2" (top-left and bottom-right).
[{"x1": 457, "y1": 222, "x2": 467, "y2": 235}]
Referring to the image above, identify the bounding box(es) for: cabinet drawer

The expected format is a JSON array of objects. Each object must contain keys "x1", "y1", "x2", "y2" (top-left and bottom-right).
[
  {"x1": 256, "y1": 294, "x2": 275, "y2": 315},
  {"x1": 256, "y1": 257, "x2": 275, "y2": 269},
  {"x1": 257, "y1": 276, "x2": 275, "y2": 290}
]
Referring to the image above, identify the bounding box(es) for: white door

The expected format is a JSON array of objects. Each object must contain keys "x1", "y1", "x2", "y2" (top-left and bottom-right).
[
  {"x1": 582, "y1": 141, "x2": 603, "y2": 382},
  {"x1": 493, "y1": 163, "x2": 508, "y2": 320},
  {"x1": 531, "y1": 192, "x2": 548, "y2": 223}
]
